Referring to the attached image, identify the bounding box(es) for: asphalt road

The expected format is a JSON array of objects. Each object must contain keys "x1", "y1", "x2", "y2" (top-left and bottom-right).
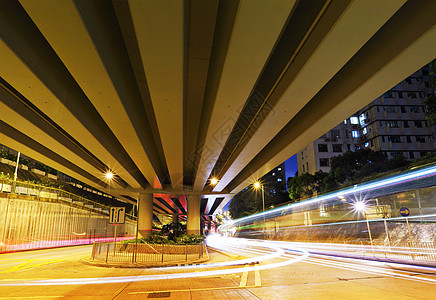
[{"x1": 0, "y1": 237, "x2": 435, "y2": 299}]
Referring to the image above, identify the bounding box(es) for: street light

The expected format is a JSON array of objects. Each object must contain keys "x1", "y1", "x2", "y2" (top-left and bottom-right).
[
  {"x1": 353, "y1": 201, "x2": 374, "y2": 252},
  {"x1": 105, "y1": 171, "x2": 114, "y2": 180},
  {"x1": 210, "y1": 177, "x2": 219, "y2": 185},
  {"x1": 254, "y1": 181, "x2": 265, "y2": 238},
  {"x1": 354, "y1": 201, "x2": 366, "y2": 213},
  {"x1": 104, "y1": 171, "x2": 114, "y2": 200}
]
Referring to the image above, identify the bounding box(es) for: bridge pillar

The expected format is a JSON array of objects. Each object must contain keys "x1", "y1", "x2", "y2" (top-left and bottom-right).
[
  {"x1": 138, "y1": 193, "x2": 153, "y2": 238},
  {"x1": 187, "y1": 195, "x2": 200, "y2": 235}
]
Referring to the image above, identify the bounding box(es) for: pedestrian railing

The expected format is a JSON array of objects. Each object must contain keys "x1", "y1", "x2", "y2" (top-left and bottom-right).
[
  {"x1": 359, "y1": 241, "x2": 436, "y2": 262},
  {"x1": 91, "y1": 242, "x2": 208, "y2": 264}
]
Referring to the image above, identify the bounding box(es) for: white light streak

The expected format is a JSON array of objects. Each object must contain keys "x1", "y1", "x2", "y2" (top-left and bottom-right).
[
  {"x1": 222, "y1": 164, "x2": 436, "y2": 230},
  {"x1": 0, "y1": 237, "x2": 309, "y2": 286}
]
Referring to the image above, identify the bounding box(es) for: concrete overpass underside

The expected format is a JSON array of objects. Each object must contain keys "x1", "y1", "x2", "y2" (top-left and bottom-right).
[{"x1": 0, "y1": 0, "x2": 435, "y2": 234}]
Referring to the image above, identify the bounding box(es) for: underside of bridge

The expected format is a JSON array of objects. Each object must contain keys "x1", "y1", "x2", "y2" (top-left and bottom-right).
[{"x1": 0, "y1": 0, "x2": 434, "y2": 233}]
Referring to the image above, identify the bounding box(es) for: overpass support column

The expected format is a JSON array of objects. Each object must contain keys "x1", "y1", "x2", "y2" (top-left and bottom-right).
[
  {"x1": 138, "y1": 193, "x2": 153, "y2": 238},
  {"x1": 187, "y1": 195, "x2": 200, "y2": 235}
]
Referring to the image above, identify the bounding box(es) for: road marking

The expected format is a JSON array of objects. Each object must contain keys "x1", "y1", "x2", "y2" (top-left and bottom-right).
[
  {"x1": 129, "y1": 285, "x2": 261, "y2": 295},
  {"x1": 239, "y1": 265, "x2": 249, "y2": 287},
  {"x1": 0, "y1": 260, "x2": 35, "y2": 273},
  {"x1": 254, "y1": 269, "x2": 261, "y2": 287},
  {"x1": 0, "y1": 259, "x2": 65, "y2": 274},
  {"x1": 0, "y1": 296, "x2": 62, "y2": 299}
]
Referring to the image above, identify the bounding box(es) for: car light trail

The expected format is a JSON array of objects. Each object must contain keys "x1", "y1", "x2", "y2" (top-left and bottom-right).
[
  {"x1": 0, "y1": 236, "x2": 309, "y2": 286},
  {"x1": 297, "y1": 254, "x2": 436, "y2": 285},
  {"x1": 243, "y1": 239, "x2": 436, "y2": 285},
  {"x1": 220, "y1": 164, "x2": 436, "y2": 231}
]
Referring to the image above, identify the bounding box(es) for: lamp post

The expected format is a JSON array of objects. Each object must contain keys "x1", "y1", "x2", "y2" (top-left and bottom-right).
[
  {"x1": 254, "y1": 181, "x2": 265, "y2": 238},
  {"x1": 13, "y1": 152, "x2": 20, "y2": 182},
  {"x1": 12, "y1": 152, "x2": 20, "y2": 194},
  {"x1": 354, "y1": 201, "x2": 374, "y2": 253},
  {"x1": 105, "y1": 171, "x2": 117, "y2": 250}
]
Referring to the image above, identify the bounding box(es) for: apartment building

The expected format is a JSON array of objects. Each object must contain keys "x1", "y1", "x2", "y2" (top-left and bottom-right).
[{"x1": 298, "y1": 64, "x2": 435, "y2": 174}]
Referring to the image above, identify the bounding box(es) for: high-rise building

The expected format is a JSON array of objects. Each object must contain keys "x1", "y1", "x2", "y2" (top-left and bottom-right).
[
  {"x1": 262, "y1": 162, "x2": 286, "y2": 196},
  {"x1": 298, "y1": 64, "x2": 435, "y2": 174}
]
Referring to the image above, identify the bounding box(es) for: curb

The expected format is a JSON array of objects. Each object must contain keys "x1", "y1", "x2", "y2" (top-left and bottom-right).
[{"x1": 82, "y1": 257, "x2": 210, "y2": 269}]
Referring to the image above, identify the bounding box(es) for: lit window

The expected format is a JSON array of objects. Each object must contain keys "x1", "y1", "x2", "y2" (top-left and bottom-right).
[
  {"x1": 362, "y1": 128, "x2": 367, "y2": 135},
  {"x1": 272, "y1": 173, "x2": 275, "y2": 176},
  {"x1": 364, "y1": 142, "x2": 369, "y2": 147},
  {"x1": 277, "y1": 178, "x2": 282, "y2": 182},
  {"x1": 350, "y1": 117, "x2": 359, "y2": 124},
  {"x1": 359, "y1": 114, "x2": 366, "y2": 126},
  {"x1": 352, "y1": 131, "x2": 359, "y2": 138},
  {"x1": 278, "y1": 168, "x2": 281, "y2": 171},
  {"x1": 343, "y1": 119, "x2": 347, "y2": 124}
]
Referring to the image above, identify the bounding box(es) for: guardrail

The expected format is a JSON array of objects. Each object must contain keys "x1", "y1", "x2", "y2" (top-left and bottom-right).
[
  {"x1": 357, "y1": 241, "x2": 436, "y2": 262},
  {"x1": 91, "y1": 242, "x2": 207, "y2": 265}
]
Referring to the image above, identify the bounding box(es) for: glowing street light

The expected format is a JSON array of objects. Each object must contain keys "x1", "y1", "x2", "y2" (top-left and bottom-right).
[
  {"x1": 353, "y1": 200, "x2": 374, "y2": 251},
  {"x1": 354, "y1": 201, "x2": 366, "y2": 213},
  {"x1": 105, "y1": 171, "x2": 114, "y2": 199},
  {"x1": 210, "y1": 178, "x2": 219, "y2": 185},
  {"x1": 105, "y1": 171, "x2": 114, "y2": 180},
  {"x1": 254, "y1": 181, "x2": 265, "y2": 237}
]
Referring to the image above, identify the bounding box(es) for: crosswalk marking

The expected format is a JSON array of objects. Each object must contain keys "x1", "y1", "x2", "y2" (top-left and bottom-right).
[
  {"x1": 254, "y1": 269, "x2": 261, "y2": 287},
  {"x1": 239, "y1": 264, "x2": 261, "y2": 287},
  {"x1": 239, "y1": 265, "x2": 249, "y2": 287}
]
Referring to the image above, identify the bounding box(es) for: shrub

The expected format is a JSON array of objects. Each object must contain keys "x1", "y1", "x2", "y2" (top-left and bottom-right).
[{"x1": 122, "y1": 233, "x2": 204, "y2": 245}]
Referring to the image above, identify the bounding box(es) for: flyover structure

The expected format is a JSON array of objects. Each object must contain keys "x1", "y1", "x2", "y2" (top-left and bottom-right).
[{"x1": 0, "y1": 0, "x2": 435, "y2": 235}]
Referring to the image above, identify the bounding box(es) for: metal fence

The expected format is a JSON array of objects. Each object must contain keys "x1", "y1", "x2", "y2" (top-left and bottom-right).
[
  {"x1": 0, "y1": 184, "x2": 136, "y2": 252},
  {"x1": 91, "y1": 242, "x2": 207, "y2": 264},
  {"x1": 356, "y1": 240, "x2": 436, "y2": 262},
  {"x1": 0, "y1": 179, "x2": 136, "y2": 221}
]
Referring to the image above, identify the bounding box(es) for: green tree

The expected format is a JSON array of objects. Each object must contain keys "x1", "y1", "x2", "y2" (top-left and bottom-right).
[
  {"x1": 328, "y1": 149, "x2": 388, "y2": 184},
  {"x1": 287, "y1": 171, "x2": 327, "y2": 201},
  {"x1": 423, "y1": 60, "x2": 436, "y2": 125},
  {"x1": 229, "y1": 189, "x2": 256, "y2": 219}
]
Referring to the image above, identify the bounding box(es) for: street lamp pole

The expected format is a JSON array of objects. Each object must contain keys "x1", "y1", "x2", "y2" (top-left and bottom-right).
[
  {"x1": 254, "y1": 181, "x2": 266, "y2": 238},
  {"x1": 13, "y1": 152, "x2": 20, "y2": 182},
  {"x1": 261, "y1": 184, "x2": 265, "y2": 218},
  {"x1": 261, "y1": 184, "x2": 266, "y2": 238}
]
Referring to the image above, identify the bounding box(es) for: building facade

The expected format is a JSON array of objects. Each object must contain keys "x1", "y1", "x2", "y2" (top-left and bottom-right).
[
  {"x1": 298, "y1": 64, "x2": 436, "y2": 174},
  {"x1": 262, "y1": 162, "x2": 286, "y2": 195}
]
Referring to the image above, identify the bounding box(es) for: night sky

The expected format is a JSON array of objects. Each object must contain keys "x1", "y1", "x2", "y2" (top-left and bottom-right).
[{"x1": 285, "y1": 154, "x2": 298, "y2": 180}]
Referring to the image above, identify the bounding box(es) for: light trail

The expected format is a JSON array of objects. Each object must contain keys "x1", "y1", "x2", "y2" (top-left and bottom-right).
[
  {"x1": 237, "y1": 239, "x2": 436, "y2": 285},
  {"x1": 297, "y1": 254, "x2": 436, "y2": 285},
  {"x1": 272, "y1": 240, "x2": 436, "y2": 261},
  {"x1": 216, "y1": 238, "x2": 436, "y2": 285},
  {"x1": 0, "y1": 236, "x2": 308, "y2": 286},
  {"x1": 221, "y1": 164, "x2": 436, "y2": 231}
]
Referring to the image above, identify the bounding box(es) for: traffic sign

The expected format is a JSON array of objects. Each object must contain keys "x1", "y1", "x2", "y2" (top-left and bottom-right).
[
  {"x1": 109, "y1": 207, "x2": 125, "y2": 224},
  {"x1": 399, "y1": 207, "x2": 410, "y2": 217}
]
